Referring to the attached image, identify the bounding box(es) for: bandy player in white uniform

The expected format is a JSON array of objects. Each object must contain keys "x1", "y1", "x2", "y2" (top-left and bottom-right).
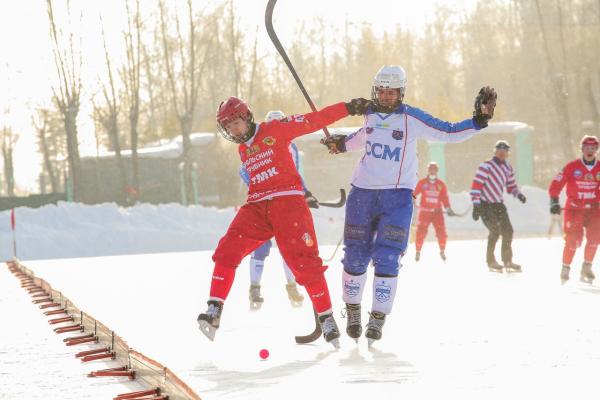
[{"x1": 322, "y1": 65, "x2": 497, "y2": 345}]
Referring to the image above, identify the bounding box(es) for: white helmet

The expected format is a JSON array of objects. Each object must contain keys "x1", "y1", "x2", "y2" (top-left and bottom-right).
[
  {"x1": 265, "y1": 110, "x2": 286, "y2": 122},
  {"x1": 372, "y1": 65, "x2": 407, "y2": 111}
]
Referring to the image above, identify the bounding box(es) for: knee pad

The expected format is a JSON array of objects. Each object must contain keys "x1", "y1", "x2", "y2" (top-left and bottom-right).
[
  {"x1": 372, "y1": 247, "x2": 402, "y2": 277},
  {"x1": 342, "y1": 244, "x2": 371, "y2": 275}
]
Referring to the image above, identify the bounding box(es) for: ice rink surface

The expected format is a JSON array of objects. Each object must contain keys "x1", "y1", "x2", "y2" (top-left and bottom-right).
[{"x1": 5, "y1": 237, "x2": 600, "y2": 400}]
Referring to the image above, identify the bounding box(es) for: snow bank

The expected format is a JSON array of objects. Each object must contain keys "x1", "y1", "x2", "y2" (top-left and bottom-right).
[{"x1": 0, "y1": 186, "x2": 556, "y2": 261}]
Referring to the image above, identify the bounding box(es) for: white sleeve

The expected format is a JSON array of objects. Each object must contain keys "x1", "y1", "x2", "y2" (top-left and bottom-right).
[
  {"x1": 405, "y1": 104, "x2": 483, "y2": 143},
  {"x1": 344, "y1": 128, "x2": 367, "y2": 152}
]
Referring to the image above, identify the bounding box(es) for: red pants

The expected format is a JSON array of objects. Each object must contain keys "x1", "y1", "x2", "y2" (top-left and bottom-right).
[
  {"x1": 415, "y1": 210, "x2": 447, "y2": 252},
  {"x1": 209, "y1": 195, "x2": 332, "y2": 313},
  {"x1": 562, "y1": 207, "x2": 600, "y2": 265}
]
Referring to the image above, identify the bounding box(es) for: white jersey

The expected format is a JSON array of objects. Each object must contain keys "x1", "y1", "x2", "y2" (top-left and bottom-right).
[{"x1": 344, "y1": 104, "x2": 485, "y2": 190}]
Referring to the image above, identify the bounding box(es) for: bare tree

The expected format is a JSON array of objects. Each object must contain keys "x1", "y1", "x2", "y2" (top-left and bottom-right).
[
  {"x1": 47, "y1": 0, "x2": 83, "y2": 200},
  {"x1": 1, "y1": 125, "x2": 18, "y2": 196},
  {"x1": 158, "y1": 0, "x2": 210, "y2": 200},
  {"x1": 32, "y1": 108, "x2": 59, "y2": 193},
  {"x1": 122, "y1": 0, "x2": 142, "y2": 194}
]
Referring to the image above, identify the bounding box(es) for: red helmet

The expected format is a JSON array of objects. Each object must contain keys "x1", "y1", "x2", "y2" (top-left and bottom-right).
[
  {"x1": 581, "y1": 135, "x2": 599, "y2": 148},
  {"x1": 216, "y1": 97, "x2": 254, "y2": 143}
]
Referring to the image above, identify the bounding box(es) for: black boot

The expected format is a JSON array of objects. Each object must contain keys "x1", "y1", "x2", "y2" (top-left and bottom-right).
[
  {"x1": 249, "y1": 283, "x2": 264, "y2": 310},
  {"x1": 487, "y1": 261, "x2": 504, "y2": 273},
  {"x1": 197, "y1": 300, "x2": 224, "y2": 341},
  {"x1": 504, "y1": 261, "x2": 522, "y2": 273},
  {"x1": 365, "y1": 311, "x2": 386, "y2": 347},
  {"x1": 581, "y1": 262, "x2": 595, "y2": 284},
  {"x1": 560, "y1": 264, "x2": 570, "y2": 284},
  {"x1": 318, "y1": 312, "x2": 341, "y2": 348},
  {"x1": 343, "y1": 303, "x2": 362, "y2": 342}
]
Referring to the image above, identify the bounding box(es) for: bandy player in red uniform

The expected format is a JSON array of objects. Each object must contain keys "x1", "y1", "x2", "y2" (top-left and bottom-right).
[
  {"x1": 197, "y1": 96, "x2": 371, "y2": 347},
  {"x1": 549, "y1": 135, "x2": 600, "y2": 284},
  {"x1": 413, "y1": 162, "x2": 456, "y2": 262}
]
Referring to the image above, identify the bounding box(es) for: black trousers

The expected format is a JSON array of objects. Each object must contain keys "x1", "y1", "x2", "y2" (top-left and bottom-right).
[{"x1": 480, "y1": 202, "x2": 513, "y2": 264}]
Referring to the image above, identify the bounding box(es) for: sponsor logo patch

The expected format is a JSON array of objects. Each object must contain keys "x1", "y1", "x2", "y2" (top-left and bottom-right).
[
  {"x1": 585, "y1": 173, "x2": 594, "y2": 181},
  {"x1": 246, "y1": 144, "x2": 260, "y2": 156},
  {"x1": 574, "y1": 170, "x2": 583, "y2": 178},
  {"x1": 344, "y1": 280, "x2": 360, "y2": 298},
  {"x1": 263, "y1": 136, "x2": 276, "y2": 146},
  {"x1": 375, "y1": 281, "x2": 391, "y2": 303},
  {"x1": 392, "y1": 130, "x2": 404, "y2": 140},
  {"x1": 302, "y1": 232, "x2": 314, "y2": 247}
]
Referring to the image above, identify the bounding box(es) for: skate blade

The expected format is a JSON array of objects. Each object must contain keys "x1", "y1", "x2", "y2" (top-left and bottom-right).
[
  {"x1": 580, "y1": 277, "x2": 593, "y2": 284},
  {"x1": 367, "y1": 338, "x2": 376, "y2": 348},
  {"x1": 353, "y1": 337, "x2": 359, "y2": 344},
  {"x1": 290, "y1": 300, "x2": 303, "y2": 308},
  {"x1": 250, "y1": 301, "x2": 263, "y2": 310},
  {"x1": 488, "y1": 268, "x2": 503, "y2": 274},
  {"x1": 561, "y1": 279, "x2": 568, "y2": 285},
  {"x1": 198, "y1": 321, "x2": 216, "y2": 341},
  {"x1": 329, "y1": 338, "x2": 340, "y2": 349}
]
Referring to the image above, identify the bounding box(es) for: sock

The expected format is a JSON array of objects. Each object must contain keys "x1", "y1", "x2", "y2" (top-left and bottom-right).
[
  {"x1": 371, "y1": 275, "x2": 398, "y2": 315},
  {"x1": 584, "y1": 243, "x2": 598, "y2": 264},
  {"x1": 303, "y1": 276, "x2": 332, "y2": 314},
  {"x1": 342, "y1": 269, "x2": 368, "y2": 304},
  {"x1": 249, "y1": 257, "x2": 264, "y2": 284}
]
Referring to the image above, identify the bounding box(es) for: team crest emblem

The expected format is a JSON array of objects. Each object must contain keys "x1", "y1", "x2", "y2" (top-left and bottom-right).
[
  {"x1": 366, "y1": 127, "x2": 374, "y2": 135},
  {"x1": 301, "y1": 232, "x2": 314, "y2": 247},
  {"x1": 392, "y1": 130, "x2": 404, "y2": 140},
  {"x1": 375, "y1": 281, "x2": 391, "y2": 303},
  {"x1": 246, "y1": 144, "x2": 260, "y2": 156},
  {"x1": 344, "y1": 280, "x2": 360, "y2": 298},
  {"x1": 263, "y1": 136, "x2": 276, "y2": 146},
  {"x1": 574, "y1": 170, "x2": 583, "y2": 178},
  {"x1": 585, "y1": 173, "x2": 594, "y2": 181}
]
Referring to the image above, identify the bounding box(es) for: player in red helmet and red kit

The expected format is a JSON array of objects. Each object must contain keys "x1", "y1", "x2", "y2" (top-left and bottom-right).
[
  {"x1": 413, "y1": 161, "x2": 455, "y2": 262},
  {"x1": 197, "y1": 96, "x2": 371, "y2": 347},
  {"x1": 549, "y1": 135, "x2": 600, "y2": 284}
]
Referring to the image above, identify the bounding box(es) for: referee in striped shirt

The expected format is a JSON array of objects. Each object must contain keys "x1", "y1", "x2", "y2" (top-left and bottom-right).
[{"x1": 470, "y1": 140, "x2": 527, "y2": 272}]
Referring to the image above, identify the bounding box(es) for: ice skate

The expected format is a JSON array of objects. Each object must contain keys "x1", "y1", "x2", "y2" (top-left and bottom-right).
[
  {"x1": 504, "y1": 261, "x2": 522, "y2": 273},
  {"x1": 440, "y1": 250, "x2": 447, "y2": 262},
  {"x1": 415, "y1": 251, "x2": 420, "y2": 262},
  {"x1": 580, "y1": 262, "x2": 595, "y2": 284},
  {"x1": 318, "y1": 312, "x2": 341, "y2": 349},
  {"x1": 197, "y1": 300, "x2": 223, "y2": 341},
  {"x1": 285, "y1": 283, "x2": 304, "y2": 307},
  {"x1": 487, "y1": 261, "x2": 504, "y2": 273},
  {"x1": 365, "y1": 311, "x2": 386, "y2": 348},
  {"x1": 560, "y1": 265, "x2": 570, "y2": 284},
  {"x1": 249, "y1": 283, "x2": 264, "y2": 310},
  {"x1": 343, "y1": 303, "x2": 362, "y2": 343}
]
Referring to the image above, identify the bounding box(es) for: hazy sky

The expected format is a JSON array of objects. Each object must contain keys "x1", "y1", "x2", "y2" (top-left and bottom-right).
[{"x1": 0, "y1": 0, "x2": 476, "y2": 192}]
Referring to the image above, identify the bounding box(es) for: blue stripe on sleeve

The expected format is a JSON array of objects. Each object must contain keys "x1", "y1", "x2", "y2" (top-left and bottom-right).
[
  {"x1": 239, "y1": 166, "x2": 250, "y2": 186},
  {"x1": 404, "y1": 104, "x2": 479, "y2": 132}
]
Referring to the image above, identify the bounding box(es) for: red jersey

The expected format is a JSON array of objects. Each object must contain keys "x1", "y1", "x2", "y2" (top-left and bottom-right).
[
  {"x1": 548, "y1": 159, "x2": 600, "y2": 209},
  {"x1": 239, "y1": 102, "x2": 348, "y2": 202},
  {"x1": 413, "y1": 177, "x2": 450, "y2": 211}
]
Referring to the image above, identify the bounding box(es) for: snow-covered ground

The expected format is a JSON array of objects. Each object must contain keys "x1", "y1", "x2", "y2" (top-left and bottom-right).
[
  {"x1": 0, "y1": 186, "x2": 555, "y2": 261},
  {"x1": 0, "y1": 264, "x2": 145, "y2": 399},
  {"x1": 9, "y1": 237, "x2": 600, "y2": 400}
]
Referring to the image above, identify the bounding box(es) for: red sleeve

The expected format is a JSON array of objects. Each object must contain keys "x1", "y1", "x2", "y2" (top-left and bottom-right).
[
  {"x1": 548, "y1": 164, "x2": 568, "y2": 198},
  {"x1": 267, "y1": 102, "x2": 349, "y2": 141},
  {"x1": 440, "y1": 181, "x2": 450, "y2": 208},
  {"x1": 413, "y1": 179, "x2": 424, "y2": 198}
]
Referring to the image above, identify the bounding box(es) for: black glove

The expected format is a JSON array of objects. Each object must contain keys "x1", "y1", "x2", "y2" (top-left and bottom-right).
[
  {"x1": 473, "y1": 86, "x2": 497, "y2": 128},
  {"x1": 320, "y1": 134, "x2": 347, "y2": 154},
  {"x1": 517, "y1": 193, "x2": 527, "y2": 203},
  {"x1": 446, "y1": 208, "x2": 456, "y2": 217},
  {"x1": 550, "y1": 197, "x2": 561, "y2": 215},
  {"x1": 345, "y1": 98, "x2": 372, "y2": 116},
  {"x1": 472, "y1": 203, "x2": 482, "y2": 221},
  {"x1": 305, "y1": 190, "x2": 319, "y2": 209}
]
